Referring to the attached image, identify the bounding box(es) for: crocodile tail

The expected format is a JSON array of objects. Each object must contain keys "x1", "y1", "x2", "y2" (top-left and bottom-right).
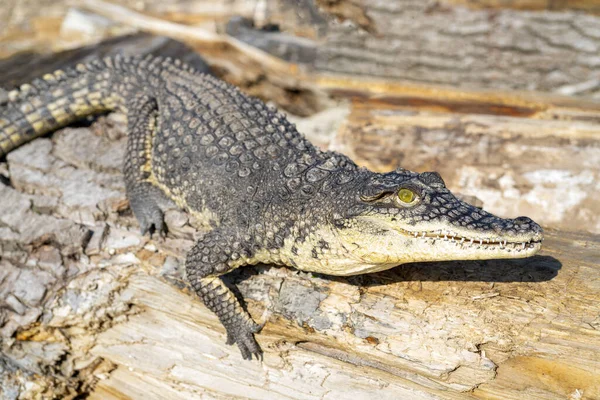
[
  {"x1": 0, "y1": 54, "x2": 200, "y2": 159},
  {"x1": 0, "y1": 58, "x2": 127, "y2": 158},
  {"x1": 0, "y1": 55, "x2": 153, "y2": 158}
]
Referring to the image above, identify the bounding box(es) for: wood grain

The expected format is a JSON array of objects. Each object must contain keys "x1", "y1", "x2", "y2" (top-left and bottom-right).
[
  {"x1": 0, "y1": 112, "x2": 598, "y2": 400},
  {"x1": 1, "y1": 2, "x2": 600, "y2": 398}
]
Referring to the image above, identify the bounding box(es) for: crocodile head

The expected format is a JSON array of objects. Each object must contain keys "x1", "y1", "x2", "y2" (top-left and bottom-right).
[{"x1": 323, "y1": 168, "x2": 543, "y2": 276}]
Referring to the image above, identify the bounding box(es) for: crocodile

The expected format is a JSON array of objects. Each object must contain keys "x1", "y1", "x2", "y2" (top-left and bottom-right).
[{"x1": 0, "y1": 55, "x2": 543, "y2": 360}]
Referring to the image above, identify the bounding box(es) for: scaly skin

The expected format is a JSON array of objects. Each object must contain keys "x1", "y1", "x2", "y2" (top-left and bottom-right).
[{"x1": 0, "y1": 55, "x2": 543, "y2": 360}]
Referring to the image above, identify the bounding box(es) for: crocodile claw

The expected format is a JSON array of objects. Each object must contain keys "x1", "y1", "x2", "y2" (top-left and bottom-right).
[
  {"x1": 226, "y1": 321, "x2": 263, "y2": 361},
  {"x1": 137, "y1": 206, "x2": 167, "y2": 238}
]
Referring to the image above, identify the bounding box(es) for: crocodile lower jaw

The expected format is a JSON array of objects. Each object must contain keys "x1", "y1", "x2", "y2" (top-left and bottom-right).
[{"x1": 396, "y1": 227, "x2": 543, "y2": 255}]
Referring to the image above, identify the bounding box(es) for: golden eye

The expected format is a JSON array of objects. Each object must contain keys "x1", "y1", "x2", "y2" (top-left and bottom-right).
[{"x1": 398, "y1": 188, "x2": 416, "y2": 204}]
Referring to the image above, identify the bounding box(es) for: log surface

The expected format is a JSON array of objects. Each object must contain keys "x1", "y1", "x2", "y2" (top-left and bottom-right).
[
  {"x1": 1, "y1": 1, "x2": 600, "y2": 398},
  {"x1": 0, "y1": 112, "x2": 598, "y2": 399},
  {"x1": 2, "y1": 0, "x2": 600, "y2": 98}
]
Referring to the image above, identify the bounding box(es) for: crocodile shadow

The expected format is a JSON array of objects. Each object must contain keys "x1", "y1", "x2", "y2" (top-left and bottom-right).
[
  {"x1": 342, "y1": 255, "x2": 562, "y2": 287},
  {"x1": 229, "y1": 255, "x2": 562, "y2": 293}
]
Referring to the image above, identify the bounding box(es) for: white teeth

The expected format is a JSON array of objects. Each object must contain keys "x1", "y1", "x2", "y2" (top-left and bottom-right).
[
  {"x1": 421, "y1": 232, "x2": 426, "y2": 238},
  {"x1": 470, "y1": 239, "x2": 474, "y2": 245},
  {"x1": 522, "y1": 243, "x2": 526, "y2": 249},
  {"x1": 503, "y1": 240, "x2": 507, "y2": 247},
  {"x1": 479, "y1": 239, "x2": 483, "y2": 245},
  {"x1": 444, "y1": 235, "x2": 448, "y2": 241},
  {"x1": 460, "y1": 238, "x2": 465, "y2": 244},
  {"x1": 414, "y1": 232, "x2": 418, "y2": 237}
]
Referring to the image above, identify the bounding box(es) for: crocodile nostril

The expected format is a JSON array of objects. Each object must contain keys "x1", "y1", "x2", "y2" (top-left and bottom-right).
[
  {"x1": 514, "y1": 216, "x2": 533, "y2": 225},
  {"x1": 513, "y1": 216, "x2": 543, "y2": 234}
]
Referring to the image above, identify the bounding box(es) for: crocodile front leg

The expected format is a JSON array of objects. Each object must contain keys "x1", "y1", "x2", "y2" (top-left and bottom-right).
[
  {"x1": 185, "y1": 229, "x2": 263, "y2": 360},
  {"x1": 123, "y1": 95, "x2": 171, "y2": 236}
]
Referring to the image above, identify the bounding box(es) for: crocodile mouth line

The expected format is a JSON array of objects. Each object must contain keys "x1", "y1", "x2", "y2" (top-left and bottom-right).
[{"x1": 396, "y1": 228, "x2": 542, "y2": 252}]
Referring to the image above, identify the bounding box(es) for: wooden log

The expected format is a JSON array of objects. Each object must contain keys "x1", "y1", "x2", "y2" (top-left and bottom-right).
[
  {"x1": 439, "y1": 0, "x2": 600, "y2": 13},
  {"x1": 3, "y1": 0, "x2": 600, "y2": 98},
  {"x1": 75, "y1": 0, "x2": 600, "y2": 99},
  {"x1": 0, "y1": 107, "x2": 599, "y2": 399},
  {"x1": 1, "y1": 3, "x2": 600, "y2": 397}
]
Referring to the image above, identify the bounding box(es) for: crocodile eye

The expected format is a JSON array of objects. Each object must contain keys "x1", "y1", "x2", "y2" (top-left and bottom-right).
[{"x1": 397, "y1": 188, "x2": 416, "y2": 204}]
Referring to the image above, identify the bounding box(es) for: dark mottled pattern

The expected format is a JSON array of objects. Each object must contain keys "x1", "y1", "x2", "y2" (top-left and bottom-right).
[{"x1": 0, "y1": 55, "x2": 542, "y2": 359}]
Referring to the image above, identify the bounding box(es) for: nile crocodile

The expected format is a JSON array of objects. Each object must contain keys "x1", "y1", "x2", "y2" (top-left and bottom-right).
[{"x1": 0, "y1": 55, "x2": 543, "y2": 359}]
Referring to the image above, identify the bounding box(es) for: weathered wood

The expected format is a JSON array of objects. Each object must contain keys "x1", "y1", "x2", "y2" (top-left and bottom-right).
[
  {"x1": 308, "y1": 0, "x2": 600, "y2": 98},
  {"x1": 75, "y1": 0, "x2": 331, "y2": 117},
  {"x1": 85, "y1": 0, "x2": 600, "y2": 98},
  {"x1": 3, "y1": 0, "x2": 600, "y2": 98},
  {"x1": 68, "y1": 0, "x2": 600, "y2": 118},
  {"x1": 0, "y1": 108, "x2": 599, "y2": 399},
  {"x1": 440, "y1": 0, "x2": 600, "y2": 13},
  {"x1": 1, "y1": 1, "x2": 600, "y2": 397}
]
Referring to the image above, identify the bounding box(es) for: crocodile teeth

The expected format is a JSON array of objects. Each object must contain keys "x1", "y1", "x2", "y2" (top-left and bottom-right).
[
  {"x1": 421, "y1": 232, "x2": 426, "y2": 238},
  {"x1": 470, "y1": 239, "x2": 474, "y2": 245},
  {"x1": 503, "y1": 240, "x2": 507, "y2": 247},
  {"x1": 460, "y1": 238, "x2": 465, "y2": 244},
  {"x1": 522, "y1": 242, "x2": 526, "y2": 249},
  {"x1": 479, "y1": 239, "x2": 483, "y2": 245},
  {"x1": 413, "y1": 232, "x2": 418, "y2": 237}
]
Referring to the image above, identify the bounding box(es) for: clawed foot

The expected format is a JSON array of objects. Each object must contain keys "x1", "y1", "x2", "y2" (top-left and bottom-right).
[
  {"x1": 129, "y1": 196, "x2": 167, "y2": 238},
  {"x1": 127, "y1": 184, "x2": 170, "y2": 239},
  {"x1": 225, "y1": 320, "x2": 263, "y2": 361},
  {"x1": 138, "y1": 207, "x2": 167, "y2": 238}
]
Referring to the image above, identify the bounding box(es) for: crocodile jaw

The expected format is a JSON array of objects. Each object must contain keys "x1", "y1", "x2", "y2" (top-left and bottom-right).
[
  {"x1": 328, "y1": 216, "x2": 543, "y2": 275},
  {"x1": 390, "y1": 221, "x2": 543, "y2": 261}
]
